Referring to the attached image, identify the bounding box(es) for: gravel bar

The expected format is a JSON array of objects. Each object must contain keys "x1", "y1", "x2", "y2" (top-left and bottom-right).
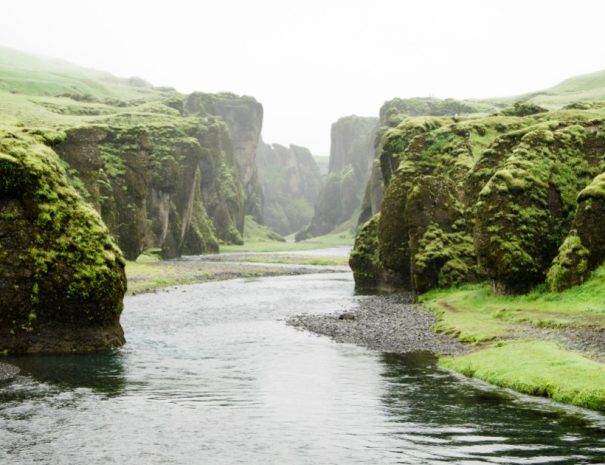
[{"x1": 288, "y1": 294, "x2": 468, "y2": 355}]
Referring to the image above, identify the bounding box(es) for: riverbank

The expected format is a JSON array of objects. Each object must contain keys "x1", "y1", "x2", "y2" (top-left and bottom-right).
[
  {"x1": 291, "y1": 262, "x2": 605, "y2": 412},
  {"x1": 419, "y1": 266, "x2": 605, "y2": 412},
  {"x1": 288, "y1": 295, "x2": 467, "y2": 355},
  {"x1": 126, "y1": 257, "x2": 349, "y2": 295}
]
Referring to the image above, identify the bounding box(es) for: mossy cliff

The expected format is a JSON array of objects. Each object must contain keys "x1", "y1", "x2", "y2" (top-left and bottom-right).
[
  {"x1": 256, "y1": 140, "x2": 322, "y2": 235},
  {"x1": 55, "y1": 116, "x2": 245, "y2": 260},
  {"x1": 351, "y1": 105, "x2": 605, "y2": 294},
  {"x1": 297, "y1": 115, "x2": 378, "y2": 240},
  {"x1": 359, "y1": 97, "x2": 500, "y2": 224},
  {"x1": 182, "y1": 92, "x2": 265, "y2": 223},
  {"x1": 0, "y1": 129, "x2": 126, "y2": 353}
]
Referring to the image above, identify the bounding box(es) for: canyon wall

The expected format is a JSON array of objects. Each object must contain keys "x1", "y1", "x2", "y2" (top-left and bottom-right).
[
  {"x1": 256, "y1": 141, "x2": 322, "y2": 235},
  {"x1": 296, "y1": 115, "x2": 378, "y2": 240},
  {"x1": 350, "y1": 102, "x2": 605, "y2": 295}
]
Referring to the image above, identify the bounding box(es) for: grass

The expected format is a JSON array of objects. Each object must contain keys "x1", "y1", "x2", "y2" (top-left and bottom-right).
[
  {"x1": 125, "y1": 258, "x2": 310, "y2": 295},
  {"x1": 222, "y1": 255, "x2": 349, "y2": 267},
  {"x1": 221, "y1": 229, "x2": 354, "y2": 253},
  {"x1": 420, "y1": 263, "x2": 605, "y2": 342},
  {"x1": 441, "y1": 341, "x2": 605, "y2": 412},
  {"x1": 487, "y1": 68, "x2": 605, "y2": 111},
  {"x1": 421, "y1": 264, "x2": 605, "y2": 411}
]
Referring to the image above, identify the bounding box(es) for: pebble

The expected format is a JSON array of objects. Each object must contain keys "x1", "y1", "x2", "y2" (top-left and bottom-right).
[{"x1": 288, "y1": 295, "x2": 468, "y2": 355}]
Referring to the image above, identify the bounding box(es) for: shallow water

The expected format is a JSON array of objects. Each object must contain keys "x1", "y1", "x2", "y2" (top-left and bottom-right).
[{"x1": 1, "y1": 272, "x2": 604, "y2": 464}]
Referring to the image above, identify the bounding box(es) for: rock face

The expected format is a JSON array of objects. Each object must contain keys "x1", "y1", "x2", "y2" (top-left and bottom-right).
[
  {"x1": 183, "y1": 92, "x2": 265, "y2": 223},
  {"x1": 359, "y1": 98, "x2": 498, "y2": 224},
  {"x1": 350, "y1": 105, "x2": 605, "y2": 295},
  {"x1": 49, "y1": 92, "x2": 266, "y2": 261},
  {"x1": 55, "y1": 117, "x2": 243, "y2": 260},
  {"x1": 0, "y1": 129, "x2": 126, "y2": 353},
  {"x1": 547, "y1": 172, "x2": 605, "y2": 291},
  {"x1": 297, "y1": 115, "x2": 378, "y2": 239},
  {"x1": 256, "y1": 140, "x2": 323, "y2": 235}
]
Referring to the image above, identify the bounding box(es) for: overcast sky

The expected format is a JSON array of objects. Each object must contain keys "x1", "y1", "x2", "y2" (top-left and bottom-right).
[{"x1": 1, "y1": 0, "x2": 604, "y2": 154}]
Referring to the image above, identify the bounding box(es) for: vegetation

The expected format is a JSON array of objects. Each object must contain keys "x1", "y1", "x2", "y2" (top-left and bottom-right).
[
  {"x1": 441, "y1": 341, "x2": 605, "y2": 411},
  {"x1": 0, "y1": 129, "x2": 126, "y2": 352},
  {"x1": 0, "y1": 46, "x2": 261, "y2": 261},
  {"x1": 419, "y1": 263, "x2": 605, "y2": 410},
  {"x1": 222, "y1": 229, "x2": 354, "y2": 253}
]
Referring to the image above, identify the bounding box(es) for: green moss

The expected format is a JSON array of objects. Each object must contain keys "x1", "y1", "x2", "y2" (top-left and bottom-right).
[
  {"x1": 0, "y1": 128, "x2": 126, "y2": 350},
  {"x1": 546, "y1": 233, "x2": 590, "y2": 292},
  {"x1": 441, "y1": 341, "x2": 605, "y2": 411},
  {"x1": 349, "y1": 214, "x2": 383, "y2": 289},
  {"x1": 500, "y1": 101, "x2": 548, "y2": 117}
]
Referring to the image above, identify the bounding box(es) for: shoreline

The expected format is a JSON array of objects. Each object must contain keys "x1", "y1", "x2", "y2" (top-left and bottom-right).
[
  {"x1": 288, "y1": 294, "x2": 468, "y2": 356},
  {"x1": 290, "y1": 282, "x2": 605, "y2": 413},
  {"x1": 126, "y1": 257, "x2": 349, "y2": 295}
]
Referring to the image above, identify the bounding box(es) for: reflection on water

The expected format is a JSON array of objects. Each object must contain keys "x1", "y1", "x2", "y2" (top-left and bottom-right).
[
  {"x1": 0, "y1": 272, "x2": 604, "y2": 464},
  {"x1": 4, "y1": 352, "x2": 126, "y2": 396}
]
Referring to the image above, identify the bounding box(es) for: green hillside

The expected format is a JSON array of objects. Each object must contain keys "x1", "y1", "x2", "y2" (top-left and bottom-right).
[
  {"x1": 0, "y1": 46, "x2": 179, "y2": 129},
  {"x1": 487, "y1": 69, "x2": 605, "y2": 108}
]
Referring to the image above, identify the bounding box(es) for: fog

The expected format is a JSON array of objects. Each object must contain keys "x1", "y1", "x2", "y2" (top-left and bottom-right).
[{"x1": 1, "y1": 0, "x2": 604, "y2": 154}]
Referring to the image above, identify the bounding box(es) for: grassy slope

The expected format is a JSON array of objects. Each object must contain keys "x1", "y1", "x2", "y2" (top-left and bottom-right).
[
  {"x1": 421, "y1": 264, "x2": 605, "y2": 411},
  {"x1": 487, "y1": 69, "x2": 605, "y2": 108},
  {"x1": 0, "y1": 46, "x2": 186, "y2": 136}
]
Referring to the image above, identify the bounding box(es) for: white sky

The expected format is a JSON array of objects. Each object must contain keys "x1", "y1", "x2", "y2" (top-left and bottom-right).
[{"x1": 1, "y1": 0, "x2": 604, "y2": 154}]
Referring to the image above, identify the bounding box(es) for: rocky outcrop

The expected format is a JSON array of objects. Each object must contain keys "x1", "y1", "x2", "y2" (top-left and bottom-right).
[
  {"x1": 0, "y1": 129, "x2": 126, "y2": 353},
  {"x1": 297, "y1": 115, "x2": 378, "y2": 240},
  {"x1": 55, "y1": 117, "x2": 244, "y2": 260},
  {"x1": 183, "y1": 92, "x2": 265, "y2": 222},
  {"x1": 547, "y1": 172, "x2": 605, "y2": 291},
  {"x1": 256, "y1": 141, "x2": 322, "y2": 235},
  {"x1": 359, "y1": 98, "x2": 501, "y2": 224},
  {"x1": 350, "y1": 106, "x2": 605, "y2": 294}
]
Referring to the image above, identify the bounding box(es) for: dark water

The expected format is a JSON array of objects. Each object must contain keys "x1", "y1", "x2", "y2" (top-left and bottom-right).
[{"x1": 1, "y1": 272, "x2": 604, "y2": 464}]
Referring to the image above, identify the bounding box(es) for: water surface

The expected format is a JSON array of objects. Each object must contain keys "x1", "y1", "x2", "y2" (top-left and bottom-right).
[{"x1": 1, "y1": 272, "x2": 604, "y2": 464}]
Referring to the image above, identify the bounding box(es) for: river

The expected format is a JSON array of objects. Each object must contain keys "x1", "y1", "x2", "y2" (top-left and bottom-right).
[{"x1": 1, "y1": 269, "x2": 605, "y2": 464}]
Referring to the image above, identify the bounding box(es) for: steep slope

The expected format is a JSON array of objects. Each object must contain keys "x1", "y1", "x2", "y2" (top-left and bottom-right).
[
  {"x1": 256, "y1": 141, "x2": 322, "y2": 235},
  {"x1": 296, "y1": 115, "x2": 378, "y2": 240}
]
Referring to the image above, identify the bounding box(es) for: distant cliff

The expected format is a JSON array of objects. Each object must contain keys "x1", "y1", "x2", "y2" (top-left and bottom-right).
[
  {"x1": 296, "y1": 115, "x2": 378, "y2": 240},
  {"x1": 256, "y1": 141, "x2": 322, "y2": 235},
  {"x1": 182, "y1": 92, "x2": 265, "y2": 223}
]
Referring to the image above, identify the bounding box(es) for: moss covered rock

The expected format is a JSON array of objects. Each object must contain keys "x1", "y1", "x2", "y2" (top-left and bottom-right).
[
  {"x1": 55, "y1": 118, "x2": 244, "y2": 259},
  {"x1": 474, "y1": 123, "x2": 600, "y2": 293},
  {"x1": 548, "y1": 172, "x2": 605, "y2": 291},
  {"x1": 255, "y1": 141, "x2": 322, "y2": 235},
  {"x1": 350, "y1": 107, "x2": 605, "y2": 295},
  {"x1": 0, "y1": 129, "x2": 126, "y2": 353}
]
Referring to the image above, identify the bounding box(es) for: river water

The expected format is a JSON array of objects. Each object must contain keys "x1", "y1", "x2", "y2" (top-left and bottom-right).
[{"x1": 1, "y1": 271, "x2": 605, "y2": 464}]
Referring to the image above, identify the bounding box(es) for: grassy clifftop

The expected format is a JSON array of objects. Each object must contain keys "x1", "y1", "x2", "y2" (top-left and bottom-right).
[{"x1": 0, "y1": 46, "x2": 265, "y2": 259}]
